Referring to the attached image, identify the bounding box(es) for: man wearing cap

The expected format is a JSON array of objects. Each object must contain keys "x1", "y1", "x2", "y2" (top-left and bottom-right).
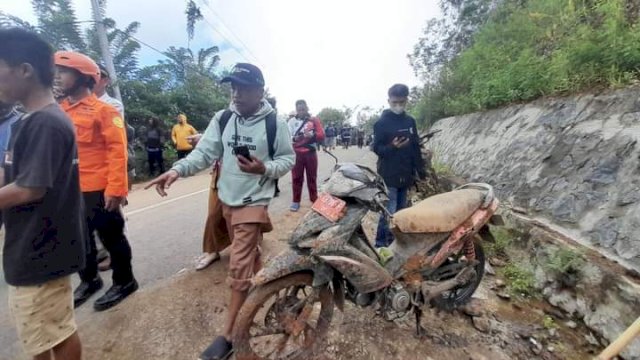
[
  {"x1": 147, "y1": 63, "x2": 294, "y2": 360},
  {"x1": 54, "y1": 51, "x2": 138, "y2": 312},
  {"x1": 94, "y1": 64, "x2": 124, "y2": 116},
  {"x1": 94, "y1": 66, "x2": 136, "y2": 190},
  {"x1": 94, "y1": 64, "x2": 135, "y2": 271},
  {"x1": 171, "y1": 113, "x2": 198, "y2": 159}
]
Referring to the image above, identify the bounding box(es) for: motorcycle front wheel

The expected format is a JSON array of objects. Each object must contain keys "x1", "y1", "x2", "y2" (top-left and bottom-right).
[{"x1": 233, "y1": 273, "x2": 334, "y2": 360}]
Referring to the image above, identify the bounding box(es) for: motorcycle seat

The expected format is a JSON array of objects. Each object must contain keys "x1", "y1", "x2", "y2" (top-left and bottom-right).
[{"x1": 391, "y1": 189, "x2": 485, "y2": 234}]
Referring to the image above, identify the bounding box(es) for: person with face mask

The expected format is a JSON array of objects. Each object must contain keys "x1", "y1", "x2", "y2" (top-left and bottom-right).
[{"x1": 372, "y1": 83, "x2": 427, "y2": 248}]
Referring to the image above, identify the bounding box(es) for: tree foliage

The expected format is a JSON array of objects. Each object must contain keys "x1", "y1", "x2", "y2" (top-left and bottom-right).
[
  {"x1": 0, "y1": 11, "x2": 38, "y2": 31},
  {"x1": 3, "y1": 0, "x2": 228, "y2": 132},
  {"x1": 31, "y1": 0, "x2": 87, "y2": 51},
  {"x1": 409, "y1": 0, "x2": 499, "y2": 83},
  {"x1": 156, "y1": 46, "x2": 221, "y2": 85},
  {"x1": 317, "y1": 107, "x2": 349, "y2": 128},
  {"x1": 410, "y1": 0, "x2": 640, "y2": 128},
  {"x1": 85, "y1": 18, "x2": 142, "y2": 79},
  {"x1": 186, "y1": 0, "x2": 203, "y2": 45}
]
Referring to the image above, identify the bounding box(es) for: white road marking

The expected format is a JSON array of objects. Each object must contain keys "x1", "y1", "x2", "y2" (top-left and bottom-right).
[{"x1": 125, "y1": 188, "x2": 209, "y2": 216}]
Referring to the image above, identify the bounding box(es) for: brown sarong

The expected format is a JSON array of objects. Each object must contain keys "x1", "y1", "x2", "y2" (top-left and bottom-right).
[{"x1": 202, "y1": 162, "x2": 231, "y2": 253}]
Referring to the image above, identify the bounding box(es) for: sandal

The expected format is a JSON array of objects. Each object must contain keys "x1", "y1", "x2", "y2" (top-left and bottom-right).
[
  {"x1": 199, "y1": 336, "x2": 233, "y2": 360},
  {"x1": 195, "y1": 253, "x2": 220, "y2": 271}
]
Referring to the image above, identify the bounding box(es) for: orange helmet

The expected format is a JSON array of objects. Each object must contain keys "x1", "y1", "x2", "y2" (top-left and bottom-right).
[{"x1": 54, "y1": 51, "x2": 101, "y2": 84}]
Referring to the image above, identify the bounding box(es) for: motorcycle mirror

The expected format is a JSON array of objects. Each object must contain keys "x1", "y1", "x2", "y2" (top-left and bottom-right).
[{"x1": 323, "y1": 148, "x2": 339, "y2": 166}]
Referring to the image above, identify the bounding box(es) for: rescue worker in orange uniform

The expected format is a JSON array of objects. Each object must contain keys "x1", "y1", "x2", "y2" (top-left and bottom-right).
[{"x1": 54, "y1": 51, "x2": 138, "y2": 311}]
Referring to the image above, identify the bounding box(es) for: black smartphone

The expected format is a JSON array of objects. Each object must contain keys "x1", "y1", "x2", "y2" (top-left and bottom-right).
[
  {"x1": 233, "y1": 145, "x2": 251, "y2": 160},
  {"x1": 394, "y1": 129, "x2": 411, "y2": 140}
]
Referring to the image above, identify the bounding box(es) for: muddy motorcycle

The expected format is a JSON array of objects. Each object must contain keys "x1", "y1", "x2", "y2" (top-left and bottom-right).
[{"x1": 232, "y1": 156, "x2": 501, "y2": 360}]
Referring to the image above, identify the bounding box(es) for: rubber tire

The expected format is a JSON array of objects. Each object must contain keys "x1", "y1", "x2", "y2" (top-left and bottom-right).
[
  {"x1": 432, "y1": 242, "x2": 486, "y2": 309},
  {"x1": 233, "y1": 273, "x2": 334, "y2": 360}
]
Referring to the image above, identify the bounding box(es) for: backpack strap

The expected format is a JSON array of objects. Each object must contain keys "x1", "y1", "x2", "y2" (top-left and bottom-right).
[
  {"x1": 219, "y1": 109, "x2": 233, "y2": 134},
  {"x1": 266, "y1": 111, "x2": 277, "y2": 159}
]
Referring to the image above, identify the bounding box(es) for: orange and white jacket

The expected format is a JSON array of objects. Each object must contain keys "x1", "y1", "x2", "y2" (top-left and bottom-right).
[{"x1": 61, "y1": 94, "x2": 128, "y2": 197}]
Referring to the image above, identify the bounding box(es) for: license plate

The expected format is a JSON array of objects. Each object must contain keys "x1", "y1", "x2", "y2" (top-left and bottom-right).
[{"x1": 311, "y1": 193, "x2": 347, "y2": 222}]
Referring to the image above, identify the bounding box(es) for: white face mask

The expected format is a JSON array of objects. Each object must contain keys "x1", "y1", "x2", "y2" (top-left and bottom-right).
[{"x1": 390, "y1": 105, "x2": 405, "y2": 115}]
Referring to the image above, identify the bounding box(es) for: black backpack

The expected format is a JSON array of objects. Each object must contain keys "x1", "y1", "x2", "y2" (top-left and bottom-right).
[{"x1": 219, "y1": 109, "x2": 277, "y2": 159}]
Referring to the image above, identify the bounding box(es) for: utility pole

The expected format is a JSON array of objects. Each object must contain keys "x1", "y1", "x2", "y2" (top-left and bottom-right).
[{"x1": 90, "y1": 0, "x2": 122, "y2": 102}]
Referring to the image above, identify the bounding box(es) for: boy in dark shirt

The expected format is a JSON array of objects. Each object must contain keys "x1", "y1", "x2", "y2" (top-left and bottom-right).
[{"x1": 0, "y1": 28, "x2": 85, "y2": 360}]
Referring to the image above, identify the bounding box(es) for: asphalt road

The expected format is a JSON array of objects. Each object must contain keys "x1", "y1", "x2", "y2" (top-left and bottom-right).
[{"x1": 0, "y1": 146, "x2": 376, "y2": 359}]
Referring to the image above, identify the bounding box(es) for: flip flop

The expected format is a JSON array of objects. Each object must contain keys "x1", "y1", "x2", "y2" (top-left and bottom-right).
[
  {"x1": 199, "y1": 336, "x2": 233, "y2": 360},
  {"x1": 195, "y1": 253, "x2": 220, "y2": 271}
]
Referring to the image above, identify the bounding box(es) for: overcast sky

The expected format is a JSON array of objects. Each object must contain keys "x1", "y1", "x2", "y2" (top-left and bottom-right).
[{"x1": 3, "y1": 0, "x2": 440, "y2": 116}]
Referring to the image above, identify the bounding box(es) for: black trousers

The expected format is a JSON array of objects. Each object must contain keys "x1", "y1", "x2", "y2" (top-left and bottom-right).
[
  {"x1": 79, "y1": 191, "x2": 134, "y2": 285},
  {"x1": 177, "y1": 150, "x2": 191, "y2": 159},
  {"x1": 147, "y1": 149, "x2": 165, "y2": 175}
]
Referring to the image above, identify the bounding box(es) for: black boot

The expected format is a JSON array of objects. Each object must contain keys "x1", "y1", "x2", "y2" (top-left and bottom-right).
[
  {"x1": 74, "y1": 277, "x2": 103, "y2": 308},
  {"x1": 94, "y1": 279, "x2": 139, "y2": 311}
]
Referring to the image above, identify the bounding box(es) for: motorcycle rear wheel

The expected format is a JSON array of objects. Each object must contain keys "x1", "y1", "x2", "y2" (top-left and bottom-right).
[
  {"x1": 233, "y1": 273, "x2": 334, "y2": 360},
  {"x1": 431, "y1": 241, "x2": 485, "y2": 310}
]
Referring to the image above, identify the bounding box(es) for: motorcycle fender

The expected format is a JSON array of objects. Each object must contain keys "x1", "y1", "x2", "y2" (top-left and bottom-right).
[{"x1": 252, "y1": 250, "x2": 333, "y2": 288}]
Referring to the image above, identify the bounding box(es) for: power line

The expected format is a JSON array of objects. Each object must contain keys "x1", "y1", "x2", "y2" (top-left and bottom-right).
[
  {"x1": 196, "y1": 0, "x2": 262, "y2": 65},
  {"x1": 195, "y1": 15, "x2": 252, "y2": 63},
  {"x1": 112, "y1": 29, "x2": 221, "y2": 82}
]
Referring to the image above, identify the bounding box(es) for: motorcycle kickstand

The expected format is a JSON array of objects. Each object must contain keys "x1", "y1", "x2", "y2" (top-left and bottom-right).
[
  {"x1": 414, "y1": 307, "x2": 447, "y2": 344},
  {"x1": 414, "y1": 307, "x2": 426, "y2": 337}
]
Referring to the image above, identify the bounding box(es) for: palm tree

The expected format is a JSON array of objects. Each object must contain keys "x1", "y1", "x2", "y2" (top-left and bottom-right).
[
  {"x1": 158, "y1": 45, "x2": 220, "y2": 84},
  {"x1": 195, "y1": 46, "x2": 221, "y2": 74},
  {"x1": 185, "y1": 0, "x2": 203, "y2": 48},
  {"x1": 0, "y1": 12, "x2": 38, "y2": 31},
  {"x1": 31, "y1": 0, "x2": 87, "y2": 51},
  {"x1": 86, "y1": 18, "x2": 141, "y2": 80}
]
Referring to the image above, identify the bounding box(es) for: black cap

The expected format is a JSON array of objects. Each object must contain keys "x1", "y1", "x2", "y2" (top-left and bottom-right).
[
  {"x1": 98, "y1": 63, "x2": 109, "y2": 78},
  {"x1": 221, "y1": 63, "x2": 265, "y2": 87}
]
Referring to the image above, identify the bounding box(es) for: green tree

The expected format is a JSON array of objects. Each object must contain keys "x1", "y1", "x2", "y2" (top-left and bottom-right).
[
  {"x1": 409, "y1": 0, "x2": 500, "y2": 82},
  {"x1": 185, "y1": 0, "x2": 203, "y2": 47},
  {"x1": 31, "y1": 0, "x2": 87, "y2": 51},
  {"x1": 0, "y1": 11, "x2": 38, "y2": 31},
  {"x1": 156, "y1": 46, "x2": 221, "y2": 85},
  {"x1": 409, "y1": 0, "x2": 640, "y2": 127},
  {"x1": 317, "y1": 107, "x2": 348, "y2": 129},
  {"x1": 121, "y1": 44, "x2": 226, "y2": 131},
  {"x1": 85, "y1": 19, "x2": 141, "y2": 80}
]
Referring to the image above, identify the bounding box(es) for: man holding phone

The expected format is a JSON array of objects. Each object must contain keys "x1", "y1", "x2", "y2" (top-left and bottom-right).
[
  {"x1": 372, "y1": 83, "x2": 427, "y2": 248},
  {"x1": 146, "y1": 63, "x2": 295, "y2": 360}
]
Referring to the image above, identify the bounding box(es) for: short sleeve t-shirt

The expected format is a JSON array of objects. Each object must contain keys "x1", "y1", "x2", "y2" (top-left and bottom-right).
[{"x1": 2, "y1": 103, "x2": 86, "y2": 286}]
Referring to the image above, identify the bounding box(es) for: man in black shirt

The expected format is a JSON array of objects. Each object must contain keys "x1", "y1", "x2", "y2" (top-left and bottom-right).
[
  {"x1": 0, "y1": 28, "x2": 85, "y2": 359},
  {"x1": 373, "y1": 84, "x2": 426, "y2": 247}
]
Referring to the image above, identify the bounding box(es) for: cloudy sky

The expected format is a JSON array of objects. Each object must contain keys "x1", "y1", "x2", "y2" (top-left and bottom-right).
[{"x1": 3, "y1": 0, "x2": 440, "y2": 116}]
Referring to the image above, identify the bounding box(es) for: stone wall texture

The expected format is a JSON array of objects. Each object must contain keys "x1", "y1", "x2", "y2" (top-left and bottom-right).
[{"x1": 428, "y1": 87, "x2": 640, "y2": 272}]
